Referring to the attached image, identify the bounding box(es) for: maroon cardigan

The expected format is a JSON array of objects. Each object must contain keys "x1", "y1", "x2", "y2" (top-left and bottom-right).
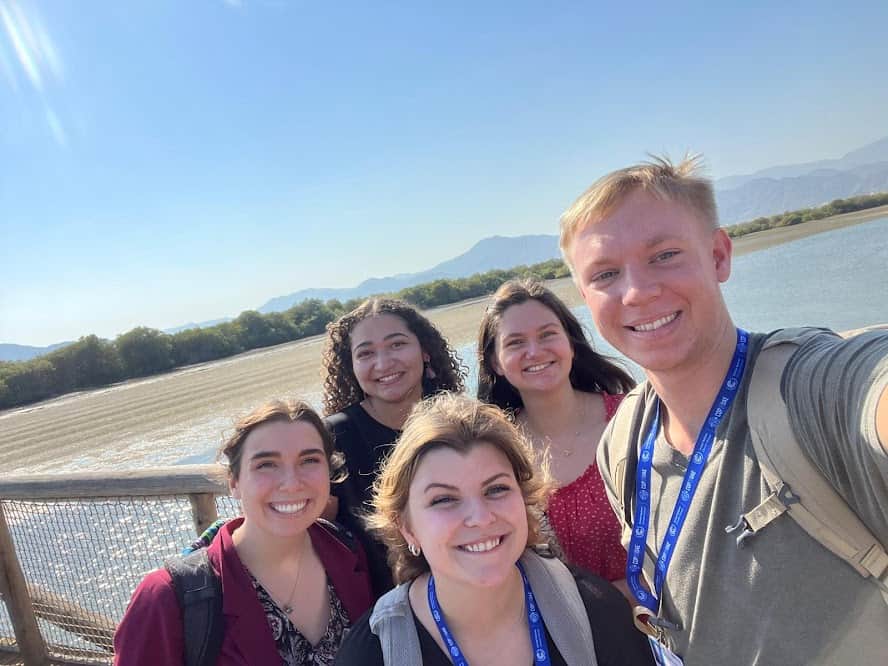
[{"x1": 113, "y1": 518, "x2": 375, "y2": 665}]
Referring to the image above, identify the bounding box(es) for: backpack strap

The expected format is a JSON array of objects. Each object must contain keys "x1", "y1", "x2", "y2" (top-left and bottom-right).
[
  {"x1": 164, "y1": 549, "x2": 224, "y2": 666},
  {"x1": 741, "y1": 333, "x2": 888, "y2": 597},
  {"x1": 599, "y1": 388, "x2": 659, "y2": 586},
  {"x1": 315, "y1": 517, "x2": 359, "y2": 552},
  {"x1": 518, "y1": 549, "x2": 598, "y2": 666}
]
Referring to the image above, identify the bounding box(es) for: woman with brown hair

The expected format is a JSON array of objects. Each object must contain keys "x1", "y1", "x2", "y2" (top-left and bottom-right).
[
  {"x1": 477, "y1": 278, "x2": 635, "y2": 587},
  {"x1": 334, "y1": 393, "x2": 652, "y2": 666},
  {"x1": 114, "y1": 399, "x2": 375, "y2": 665}
]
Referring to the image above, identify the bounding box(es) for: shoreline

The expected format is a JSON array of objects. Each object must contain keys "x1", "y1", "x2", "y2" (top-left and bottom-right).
[{"x1": 2, "y1": 206, "x2": 886, "y2": 472}]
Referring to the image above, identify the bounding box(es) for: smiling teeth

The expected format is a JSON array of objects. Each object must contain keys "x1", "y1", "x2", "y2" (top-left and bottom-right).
[
  {"x1": 462, "y1": 537, "x2": 502, "y2": 553},
  {"x1": 272, "y1": 500, "x2": 307, "y2": 514},
  {"x1": 633, "y1": 313, "x2": 678, "y2": 332},
  {"x1": 525, "y1": 363, "x2": 550, "y2": 373},
  {"x1": 377, "y1": 373, "x2": 401, "y2": 384}
]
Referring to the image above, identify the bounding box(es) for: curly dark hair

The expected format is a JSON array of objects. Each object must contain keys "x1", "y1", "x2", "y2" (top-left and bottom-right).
[
  {"x1": 321, "y1": 298, "x2": 467, "y2": 416},
  {"x1": 476, "y1": 278, "x2": 635, "y2": 410}
]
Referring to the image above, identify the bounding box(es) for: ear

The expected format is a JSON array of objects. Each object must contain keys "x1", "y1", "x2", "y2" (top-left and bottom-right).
[
  {"x1": 712, "y1": 228, "x2": 733, "y2": 283},
  {"x1": 229, "y1": 474, "x2": 241, "y2": 500},
  {"x1": 397, "y1": 515, "x2": 418, "y2": 551},
  {"x1": 422, "y1": 351, "x2": 430, "y2": 364},
  {"x1": 489, "y1": 352, "x2": 504, "y2": 377}
]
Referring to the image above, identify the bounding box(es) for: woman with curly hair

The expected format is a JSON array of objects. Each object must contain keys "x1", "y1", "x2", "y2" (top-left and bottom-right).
[
  {"x1": 477, "y1": 278, "x2": 635, "y2": 589},
  {"x1": 321, "y1": 298, "x2": 465, "y2": 560},
  {"x1": 334, "y1": 393, "x2": 652, "y2": 665}
]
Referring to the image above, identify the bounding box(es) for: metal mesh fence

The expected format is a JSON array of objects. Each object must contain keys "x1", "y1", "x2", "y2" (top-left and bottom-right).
[{"x1": 0, "y1": 494, "x2": 240, "y2": 664}]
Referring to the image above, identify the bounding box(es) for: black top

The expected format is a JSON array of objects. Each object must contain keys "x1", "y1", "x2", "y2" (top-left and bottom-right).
[
  {"x1": 325, "y1": 403, "x2": 400, "y2": 516},
  {"x1": 325, "y1": 403, "x2": 400, "y2": 597},
  {"x1": 334, "y1": 570, "x2": 654, "y2": 666}
]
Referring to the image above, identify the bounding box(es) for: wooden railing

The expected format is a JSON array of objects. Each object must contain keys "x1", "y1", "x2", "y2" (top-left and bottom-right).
[{"x1": 0, "y1": 465, "x2": 229, "y2": 666}]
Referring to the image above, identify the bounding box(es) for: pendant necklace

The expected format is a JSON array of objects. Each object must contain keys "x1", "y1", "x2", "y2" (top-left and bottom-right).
[
  {"x1": 281, "y1": 538, "x2": 308, "y2": 615},
  {"x1": 536, "y1": 394, "x2": 587, "y2": 458}
]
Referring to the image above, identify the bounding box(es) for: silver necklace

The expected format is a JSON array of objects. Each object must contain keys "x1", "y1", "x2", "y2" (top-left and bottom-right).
[
  {"x1": 281, "y1": 539, "x2": 308, "y2": 615},
  {"x1": 535, "y1": 395, "x2": 587, "y2": 458}
]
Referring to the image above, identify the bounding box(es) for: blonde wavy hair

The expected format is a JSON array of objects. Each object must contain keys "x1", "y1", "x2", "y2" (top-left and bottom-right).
[
  {"x1": 365, "y1": 393, "x2": 553, "y2": 583},
  {"x1": 559, "y1": 153, "x2": 717, "y2": 275}
]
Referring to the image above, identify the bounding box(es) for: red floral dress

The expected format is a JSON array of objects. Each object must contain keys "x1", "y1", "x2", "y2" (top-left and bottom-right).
[{"x1": 546, "y1": 393, "x2": 626, "y2": 581}]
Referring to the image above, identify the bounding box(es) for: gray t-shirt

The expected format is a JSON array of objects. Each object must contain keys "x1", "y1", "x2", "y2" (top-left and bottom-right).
[{"x1": 597, "y1": 329, "x2": 888, "y2": 665}]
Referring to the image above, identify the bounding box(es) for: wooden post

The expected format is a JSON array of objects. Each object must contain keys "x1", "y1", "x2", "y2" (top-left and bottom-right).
[
  {"x1": 0, "y1": 504, "x2": 50, "y2": 666},
  {"x1": 188, "y1": 493, "x2": 219, "y2": 536}
]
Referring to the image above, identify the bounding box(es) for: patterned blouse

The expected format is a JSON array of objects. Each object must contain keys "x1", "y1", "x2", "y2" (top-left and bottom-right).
[
  {"x1": 545, "y1": 393, "x2": 627, "y2": 581},
  {"x1": 251, "y1": 576, "x2": 351, "y2": 666}
]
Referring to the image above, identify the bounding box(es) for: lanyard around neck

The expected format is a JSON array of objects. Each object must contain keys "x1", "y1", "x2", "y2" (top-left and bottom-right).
[
  {"x1": 427, "y1": 561, "x2": 552, "y2": 666},
  {"x1": 626, "y1": 328, "x2": 749, "y2": 614}
]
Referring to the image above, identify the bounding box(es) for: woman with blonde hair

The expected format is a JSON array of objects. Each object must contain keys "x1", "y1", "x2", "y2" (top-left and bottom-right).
[{"x1": 334, "y1": 393, "x2": 651, "y2": 666}]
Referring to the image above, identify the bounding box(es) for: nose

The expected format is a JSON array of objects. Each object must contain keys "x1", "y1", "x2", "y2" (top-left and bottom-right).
[
  {"x1": 621, "y1": 265, "x2": 660, "y2": 306},
  {"x1": 277, "y1": 466, "x2": 306, "y2": 491},
  {"x1": 373, "y1": 347, "x2": 396, "y2": 370},
  {"x1": 463, "y1": 496, "x2": 496, "y2": 527}
]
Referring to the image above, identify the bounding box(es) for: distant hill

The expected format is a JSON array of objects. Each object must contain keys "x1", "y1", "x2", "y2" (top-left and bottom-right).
[
  {"x1": 163, "y1": 318, "x2": 233, "y2": 334},
  {"x1": 714, "y1": 137, "x2": 888, "y2": 223},
  {"x1": 258, "y1": 234, "x2": 561, "y2": 313},
  {"x1": 0, "y1": 341, "x2": 71, "y2": 362}
]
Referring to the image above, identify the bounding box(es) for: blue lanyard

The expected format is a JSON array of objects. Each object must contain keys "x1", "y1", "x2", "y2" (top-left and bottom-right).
[
  {"x1": 626, "y1": 328, "x2": 749, "y2": 613},
  {"x1": 427, "y1": 561, "x2": 551, "y2": 666}
]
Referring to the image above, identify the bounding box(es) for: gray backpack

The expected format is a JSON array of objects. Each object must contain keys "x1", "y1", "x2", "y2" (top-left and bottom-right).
[{"x1": 604, "y1": 328, "x2": 888, "y2": 601}]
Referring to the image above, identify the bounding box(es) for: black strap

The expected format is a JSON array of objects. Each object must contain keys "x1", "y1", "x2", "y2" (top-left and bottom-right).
[
  {"x1": 315, "y1": 517, "x2": 359, "y2": 552},
  {"x1": 164, "y1": 550, "x2": 224, "y2": 666}
]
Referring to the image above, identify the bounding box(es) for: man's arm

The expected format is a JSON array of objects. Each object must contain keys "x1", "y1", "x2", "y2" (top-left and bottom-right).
[
  {"x1": 841, "y1": 325, "x2": 888, "y2": 454},
  {"x1": 784, "y1": 327, "x2": 888, "y2": 543}
]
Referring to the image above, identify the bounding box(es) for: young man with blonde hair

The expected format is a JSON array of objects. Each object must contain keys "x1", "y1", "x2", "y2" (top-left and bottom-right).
[{"x1": 561, "y1": 155, "x2": 888, "y2": 664}]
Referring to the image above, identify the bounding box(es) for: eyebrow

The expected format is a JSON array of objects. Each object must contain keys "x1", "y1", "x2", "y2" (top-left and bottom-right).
[
  {"x1": 249, "y1": 448, "x2": 325, "y2": 460},
  {"x1": 352, "y1": 331, "x2": 410, "y2": 351},
  {"x1": 501, "y1": 322, "x2": 559, "y2": 341},
  {"x1": 423, "y1": 472, "x2": 511, "y2": 493},
  {"x1": 582, "y1": 233, "x2": 684, "y2": 270},
  {"x1": 644, "y1": 233, "x2": 683, "y2": 249}
]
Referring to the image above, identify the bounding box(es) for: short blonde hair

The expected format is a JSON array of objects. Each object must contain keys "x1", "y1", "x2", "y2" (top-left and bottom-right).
[
  {"x1": 559, "y1": 154, "x2": 717, "y2": 274},
  {"x1": 366, "y1": 393, "x2": 552, "y2": 583}
]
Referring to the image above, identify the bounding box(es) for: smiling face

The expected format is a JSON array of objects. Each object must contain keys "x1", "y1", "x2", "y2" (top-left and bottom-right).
[
  {"x1": 399, "y1": 442, "x2": 528, "y2": 590},
  {"x1": 569, "y1": 189, "x2": 733, "y2": 378},
  {"x1": 492, "y1": 300, "x2": 574, "y2": 397},
  {"x1": 350, "y1": 313, "x2": 427, "y2": 408},
  {"x1": 230, "y1": 419, "x2": 330, "y2": 542}
]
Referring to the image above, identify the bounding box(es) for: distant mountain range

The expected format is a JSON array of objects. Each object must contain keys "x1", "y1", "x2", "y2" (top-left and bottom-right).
[
  {"x1": 714, "y1": 137, "x2": 888, "y2": 223},
  {"x1": 0, "y1": 342, "x2": 72, "y2": 362},
  {"x1": 258, "y1": 234, "x2": 562, "y2": 313},
  {"x1": 5, "y1": 136, "x2": 887, "y2": 362}
]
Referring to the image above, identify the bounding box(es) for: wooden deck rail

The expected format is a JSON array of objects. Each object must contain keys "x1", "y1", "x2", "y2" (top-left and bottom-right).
[{"x1": 0, "y1": 464, "x2": 231, "y2": 665}]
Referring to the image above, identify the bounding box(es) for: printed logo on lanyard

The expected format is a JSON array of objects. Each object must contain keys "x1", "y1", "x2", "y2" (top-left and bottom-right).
[
  {"x1": 427, "y1": 562, "x2": 552, "y2": 666},
  {"x1": 626, "y1": 329, "x2": 749, "y2": 623}
]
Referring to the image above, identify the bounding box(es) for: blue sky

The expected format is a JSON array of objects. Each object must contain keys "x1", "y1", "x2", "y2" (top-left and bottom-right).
[{"x1": 2, "y1": 0, "x2": 887, "y2": 347}]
